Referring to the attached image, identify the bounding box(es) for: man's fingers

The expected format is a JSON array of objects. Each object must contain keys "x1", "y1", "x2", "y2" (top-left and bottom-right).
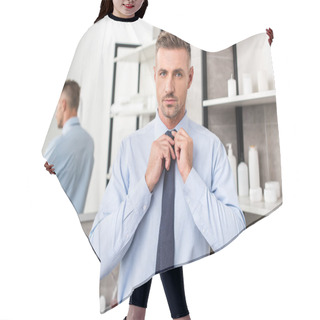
[
  {"x1": 175, "y1": 146, "x2": 181, "y2": 161},
  {"x1": 173, "y1": 136, "x2": 187, "y2": 151},
  {"x1": 44, "y1": 161, "x2": 56, "y2": 175},
  {"x1": 164, "y1": 152, "x2": 171, "y2": 171},
  {"x1": 169, "y1": 143, "x2": 176, "y2": 160},
  {"x1": 161, "y1": 141, "x2": 176, "y2": 170},
  {"x1": 176, "y1": 127, "x2": 189, "y2": 138},
  {"x1": 159, "y1": 134, "x2": 175, "y2": 145},
  {"x1": 160, "y1": 139, "x2": 175, "y2": 160},
  {"x1": 173, "y1": 139, "x2": 181, "y2": 160},
  {"x1": 44, "y1": 161, "x2": 54, "y2": 169},
  {"x1": 152, "y1": 133, "x2": 178, "y2": 172},
  {"x1": 165, "y1": 136, "x2": 175, "y2": 145}
]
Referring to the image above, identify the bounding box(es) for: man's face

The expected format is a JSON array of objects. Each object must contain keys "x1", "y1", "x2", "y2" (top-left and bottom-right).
[
  {"x1": 154, "y1": 48, "x2": 193, "y2": 123},
  {"x1": 112, "y1": 0, "x2": 144, "y2": 18},
  {"x1": 55, "y1": 94, "x2": 65, "y2": 129}
]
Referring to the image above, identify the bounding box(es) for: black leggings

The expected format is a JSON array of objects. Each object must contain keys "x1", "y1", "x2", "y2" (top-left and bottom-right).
[{"x1": 129, "y1": 266, "x2": 189, "y2": 319}]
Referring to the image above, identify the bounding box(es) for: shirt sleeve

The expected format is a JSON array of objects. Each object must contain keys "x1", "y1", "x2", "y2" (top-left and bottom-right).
[
  {"x1": 183, "y1": 139, "x2": 246, "y2": 252},
  {"x1": 44, "y1": 136, "x2": 59, "y2": 162},
  {"x1": 89, "y1": 140, "x2": 152, "y2": 278},
  {"x1": 43, "y1": 136, "x2": 67, "y2": 177}
]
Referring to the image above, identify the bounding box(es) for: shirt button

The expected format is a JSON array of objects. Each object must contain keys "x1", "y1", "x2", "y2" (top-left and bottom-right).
[{"x1": 143, "y1": 205, "x2": 147, "y2": 210}]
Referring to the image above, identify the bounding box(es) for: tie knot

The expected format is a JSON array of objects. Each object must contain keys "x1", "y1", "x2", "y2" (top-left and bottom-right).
[{"x1": 165, "y1": 129, "x2": 176, "y2": 140}]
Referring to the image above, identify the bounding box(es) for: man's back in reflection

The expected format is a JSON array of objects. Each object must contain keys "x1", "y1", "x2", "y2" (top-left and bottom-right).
[{"x1": 44, "y1": 80, "x2": 94, "y2": 214}]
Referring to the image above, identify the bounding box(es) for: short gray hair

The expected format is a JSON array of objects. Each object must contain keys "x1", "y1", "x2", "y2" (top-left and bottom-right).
[
  {"x1": 62, "y1": 80, "x2": 81, "y2": 110},
  {"x1": 156, "y1": 31, "x2": 191, "y2": 61}
]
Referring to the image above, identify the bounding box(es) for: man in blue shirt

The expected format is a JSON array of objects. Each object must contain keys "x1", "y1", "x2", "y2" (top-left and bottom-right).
[
  {"x1": 90, "y1": 32, "x2": 246, "y2": 319},
  {"x1": 44, "y1": 80, "x2": 94, "y2": 214}
]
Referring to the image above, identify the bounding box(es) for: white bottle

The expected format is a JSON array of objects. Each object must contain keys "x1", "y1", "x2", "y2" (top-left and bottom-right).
[
  {"x1": 250, "y1": 187, "x2": 262, "y2": 202},
  {"x1": 248, "y1": 146, "x2": 260, "y2": 189},
  {"x1": 264, "y1": 188, "x2": 277, "y2": 203},
  {"x1": 228, "y1": 74, "x2": 237, "y2": 97},
  {"x1": 226, "y1": 143, "x2": 237, "y2": 190},
  {"x1": 265, "y1": 181, "x2": 281, "y2": 199},
  {"x1": 242, "y1": 73, "x2": 252, "y2": 95},
  {"x1": 238, "y1": 161, "x2": 249, "y2": 197}
]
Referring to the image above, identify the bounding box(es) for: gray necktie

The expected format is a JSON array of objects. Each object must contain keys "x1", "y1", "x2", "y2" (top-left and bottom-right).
[{"x1": 156, "y1": 130, "x2": 176, "y2": 273}]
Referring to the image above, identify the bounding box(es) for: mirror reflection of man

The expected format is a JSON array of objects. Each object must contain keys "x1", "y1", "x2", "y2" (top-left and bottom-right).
[
  {"x1": 90, "y1": 32, "x2": 246, "y2": 319},
  {"x1": 44, "y1": 80, "x2": 94, "y2": 214}
]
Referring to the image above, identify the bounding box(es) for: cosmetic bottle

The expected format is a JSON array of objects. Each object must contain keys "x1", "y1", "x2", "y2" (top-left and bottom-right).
[
  {"x1": 242, "y1": 73, "x2": 252, "y2": 95},
  {"x1": 228, "y1": 74, "x2": 237, "y2": 97},
  {"x1": 248, "y1": 145, "x2": 260, "y2": 189},
  {"x1": 238, "y1": 161, "x2": 249, "y2": 197},
  {"x1": 264, "y1": 188, "x2": 277, "y2": 203},
  {"x1": 250, "y1": 187, "x2": 262, "y2": 202},
  {"x1": 226, "y1": 143, "x2": 237, "y2": 190},
  {"x1": 265, "y1": 181, "x2": 281, "y2": 199}
]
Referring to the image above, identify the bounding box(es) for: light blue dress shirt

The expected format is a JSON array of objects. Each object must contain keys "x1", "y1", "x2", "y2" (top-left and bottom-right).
[
  {"x1": 89, "y1": 111, "x2": 245, "y2": 304},
  {"x1": 44, "y1": 117, "x2": 94, "y2": 214}
]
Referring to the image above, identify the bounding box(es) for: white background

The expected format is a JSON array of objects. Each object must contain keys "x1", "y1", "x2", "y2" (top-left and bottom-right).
[{"x1": 1, "y1": 0, "x2": 319, "y2": 319}]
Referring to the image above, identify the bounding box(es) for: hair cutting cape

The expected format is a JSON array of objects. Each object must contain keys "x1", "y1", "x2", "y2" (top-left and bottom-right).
[{"x1": 42, "y1": 14, "x2": 281, "y2": 313}]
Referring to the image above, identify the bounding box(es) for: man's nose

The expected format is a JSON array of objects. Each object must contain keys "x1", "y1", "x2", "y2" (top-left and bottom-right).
[{"x1": 165, "y1": 75, "x2": 174, "y2": 94}]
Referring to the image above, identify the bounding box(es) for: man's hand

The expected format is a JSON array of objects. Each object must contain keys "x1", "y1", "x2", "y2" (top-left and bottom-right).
[
  {"x1": 44, "y1": 161, "x2": 56, "y2": 175},
  {"x1": 172, "y1": 128, "x2": 193, "y2": 183},
  {"x1": 145, "y1": 134, "x2": 175, "y2": 192}
]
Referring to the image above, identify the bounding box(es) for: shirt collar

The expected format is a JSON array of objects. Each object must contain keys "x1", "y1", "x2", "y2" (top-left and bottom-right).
[
  {"x1": 154, "y1": 109, "x2": 189, "y2": 140},
  {"x1": 62, "y1": 116, "x2": 80, "y2": 135}
]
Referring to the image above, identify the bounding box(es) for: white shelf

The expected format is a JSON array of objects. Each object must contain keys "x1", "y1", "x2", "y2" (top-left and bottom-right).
[
  {"x1": 114, "y1": 39, "x2": 156, "y2": 63},
  {"x1": 110, "y1": 109, "x2": 156, "y2": 118},
  {"x1": 239, "y1": 196, "x2": 282, "y2": 216},
  {"x1": 203, "y1": 90, "x2": 276, "y2": 108}
]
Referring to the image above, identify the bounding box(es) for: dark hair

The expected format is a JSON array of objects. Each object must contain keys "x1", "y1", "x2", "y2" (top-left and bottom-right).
[
  {"x1": 94, "y1": 0, "x2": 148, "y2": 24},
  {"x1": 156, "y1": 31, "x2": 191, "y2": 61},
  {"x1": 63, "y1": 80, "x2": 81, "y2": 110}
]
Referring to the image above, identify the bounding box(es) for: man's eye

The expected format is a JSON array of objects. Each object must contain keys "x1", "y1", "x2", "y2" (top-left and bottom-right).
[
  {"x1": 160, "y1": 71, "x2": 166, "y2": 77},
  {"x1": 175, "y1": 72, "x2": 182, "y2": 77}
]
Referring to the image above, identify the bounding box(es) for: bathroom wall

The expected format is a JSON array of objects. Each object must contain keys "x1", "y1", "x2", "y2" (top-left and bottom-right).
[
  {"x1": 110, "y1": 48, "x2": 156, "y2": 170},
  {"x1": 186, "y1": 46, "x2": 203, "y2": 125},
  {"x1": 206, "y1": 34, "x2": 282, "y2": 191}
]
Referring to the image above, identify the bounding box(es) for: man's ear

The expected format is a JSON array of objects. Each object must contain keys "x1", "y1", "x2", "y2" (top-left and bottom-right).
[
  {"x1": 61, "y1": 98, "x2": 67, "y2": 112},
  {"x1": 153, "y1": 65, "x2": 156, "y2": 82},
  {"x1": 187, "y1": 66, "x2": 194, "y2": 89}
]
